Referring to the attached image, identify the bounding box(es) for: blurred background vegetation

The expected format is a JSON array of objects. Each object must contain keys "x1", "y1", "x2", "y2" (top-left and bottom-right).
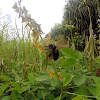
[{"x1": 49, "y1": 0, "x2": 100, "y2": 52}]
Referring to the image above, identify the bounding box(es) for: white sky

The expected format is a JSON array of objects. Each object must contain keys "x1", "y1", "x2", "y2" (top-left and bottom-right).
[{"x1": 0, "y1": 0, "x2": 66, "y2": 34}]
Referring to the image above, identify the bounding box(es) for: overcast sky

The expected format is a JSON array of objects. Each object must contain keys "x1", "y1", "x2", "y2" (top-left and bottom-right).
[{"x1": 0, "y1": 0, "x2": 66, "y2": 34}]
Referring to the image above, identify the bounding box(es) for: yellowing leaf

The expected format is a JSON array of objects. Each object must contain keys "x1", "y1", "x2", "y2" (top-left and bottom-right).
[
  {"x1": 34, "y1": 41, "x2": 44, "y2": 52},
  {"x1": 34, "y1": 41, "x2": 39, "y2": 48}
]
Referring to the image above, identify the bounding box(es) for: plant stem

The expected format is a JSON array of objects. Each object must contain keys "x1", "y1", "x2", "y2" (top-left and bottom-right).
[
  {"x1": 51, "y1": 60, "x2": 62, "y2": 91},
  {"x1": 62, "y1": 91, "x2": 96, "y2": 99}
]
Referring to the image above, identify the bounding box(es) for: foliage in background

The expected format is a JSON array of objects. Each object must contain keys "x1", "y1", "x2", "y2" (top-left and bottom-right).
[{"x1": 50, "y1": 0, "x2": 99, "y2": 52}]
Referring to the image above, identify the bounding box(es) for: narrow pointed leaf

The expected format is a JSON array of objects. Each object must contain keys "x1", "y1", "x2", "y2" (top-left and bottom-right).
[
  {"x1": 0, "y1": 75, "x2": 10, "y2": 81},
  {"x1": 0, "y1": 83, "x2": 10, "y2": 96}
]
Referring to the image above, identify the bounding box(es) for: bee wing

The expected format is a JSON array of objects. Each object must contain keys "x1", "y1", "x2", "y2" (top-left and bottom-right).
[{"x1": 56, "y1": 45, "x2": 68, "y2": 50}]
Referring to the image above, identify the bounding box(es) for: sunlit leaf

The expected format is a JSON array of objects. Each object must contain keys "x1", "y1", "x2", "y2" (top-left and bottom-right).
[
  {"x1": 63, "y1": 73, "x2": 72, "y2": 86},
  {"x1": 76, "y1": 51, "x2": 83, "y2": 60},
  {"x1": 60, "y1": 48, "x2": 76, "y2": 59},
  {"x1": 72, "y1": 96, "x2": 83, "y2": 100}
]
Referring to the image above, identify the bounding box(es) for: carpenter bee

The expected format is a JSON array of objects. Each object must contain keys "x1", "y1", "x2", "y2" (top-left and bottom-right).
[{"x1": 45, "y1": 44, "x2": 68, "y2": 61}]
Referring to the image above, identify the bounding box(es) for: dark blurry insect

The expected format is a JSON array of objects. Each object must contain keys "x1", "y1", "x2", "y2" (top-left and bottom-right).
[{"x1": 45, "y1": 44, "x2": 68, "y2": 61}]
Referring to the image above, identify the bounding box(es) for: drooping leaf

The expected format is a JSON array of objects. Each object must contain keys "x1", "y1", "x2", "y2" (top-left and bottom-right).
[
  {"x1": 60, "y1": 48, "x2": 76, "y2": 60},
  {"x1": 61, "y1": 59, "x2": 76, "y2": 68}
]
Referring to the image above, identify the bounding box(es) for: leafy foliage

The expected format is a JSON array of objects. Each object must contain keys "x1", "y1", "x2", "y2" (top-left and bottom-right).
[{"x1": 0, "y1": 0, "x2": 100, "y2": 100}]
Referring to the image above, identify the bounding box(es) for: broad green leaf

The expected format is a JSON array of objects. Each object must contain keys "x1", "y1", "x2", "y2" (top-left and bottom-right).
[
  {"x1": 61, "y1": 59, "x2": 76, "y2": 68},
  {"x1": 21, "y1": 85, "x2": 30, "y2": 93},
  {"x1": 12, "y1": 82, "x2": 22, "y2": 93},
  {"x1": 0, "y1": 75, "x2": 10, "y2": 81},
  {"x1": 37, "y1": 90, "x2": 42, "y2": 99},
  {"x1": 50, "y1": 77, "x2": 59, "y2": 87},
  {"x1": 76, "y1": 51, "x2": 83, "y2": 60},
  {"x1": 28, "y1": 73, "x2": 35, "y2": 85},
  {"x1": 35, "y1": 75, "x2": 50, "y2": 81},
  {"x1": 1, "y1": 96, "x2": 11, "y2": 100},
  {"x1": 73, "y1": 75, "x2": 86, "y2": 86},
  {"x1": 49, "y1": 87, "x2": 56, "y2": 90},
  {"x1": 71, "y1": 96, "x2": 83, "y2": 100},
  {"x1": 47, "y1": 94, "x2": 55, "y2": 100},
  {"x1": 60, "y1": 48, "x2": 76, "y2": 60},
  {"x1": 96, "y1": 84, "x2": 100, "y2": 97},
  {"x1": 0, "y1": 83, "x2": 10, "y2": 96},
  {"x1": 97, "y1": 97, "x2": 100, "y2": 100},
  {"x1": 86, "y1": 86, "x2": 96, "y2": 96},
  {"x1": 39, "y1": 53, "x2": 46, "y2": 61},
  {"x1": 63, "y1": 73, "x2": 72, "y2": 86},
  {"x1": 77, "y1": 87, "x2": 88, "y2": 99},
  {"x1": 53, "y1": 96, "x2": 59, "y2": 100},
  {"x1": 61, "y1": 72, "x2": 70, "y2": 76},
  {"x1": 92, "y1": 76, "x2": 100, "y2": 84},
  {"x1": 39, "y1": 56, "x2": 46, "y2": 61}
]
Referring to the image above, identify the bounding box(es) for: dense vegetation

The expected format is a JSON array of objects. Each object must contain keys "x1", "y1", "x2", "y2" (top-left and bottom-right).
[{"x1": 0, "y1": 0, "x2": 100, "y2": 100}]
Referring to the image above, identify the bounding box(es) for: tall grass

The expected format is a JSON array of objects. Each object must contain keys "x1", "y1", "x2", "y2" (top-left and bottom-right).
[{"x1": 0, "y1": 16, "x2": 40, "y2": 75}]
